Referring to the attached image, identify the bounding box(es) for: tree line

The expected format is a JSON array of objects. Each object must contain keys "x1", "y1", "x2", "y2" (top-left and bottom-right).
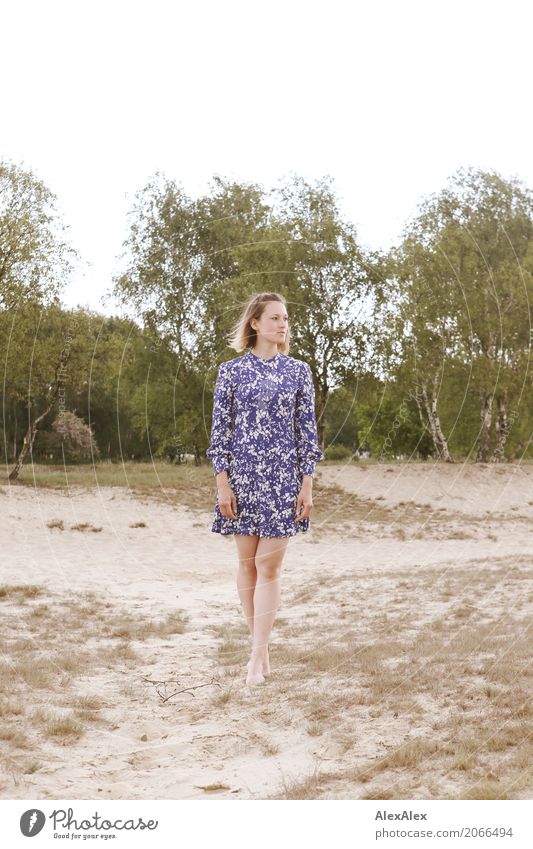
[{"x1": 1, "y1": 159, "x2": 532, "y2": 474}]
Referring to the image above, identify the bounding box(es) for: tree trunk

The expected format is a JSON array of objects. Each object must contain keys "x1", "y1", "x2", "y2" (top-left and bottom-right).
[
  {"x1": 9, "y1": 399, "x2": 55, "y2": 480},
  {"x1": 491, "y1": 390, "x2": 508, "y2": 463},
  {"x1": 411, "y1": 387, "x2": 433, "y2": 441},
  {"x1": 476, "y1": 389, "x2": 493, "y2": 462},
  {"x1": 8, "y1": 343, "x2": 72, "y2": 481},
  {"x1": 420, "y1": 378, "x2": 453, "y2": 462},
  {"x1": 193, "y1": 440, "x2": 202, "y2": 466},
  {"x1": 13, "y1": 402, "x2": 18, "y2": 461}
]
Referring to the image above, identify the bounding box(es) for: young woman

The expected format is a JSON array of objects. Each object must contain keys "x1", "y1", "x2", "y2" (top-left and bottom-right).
[{"x1": 206, "y1": 292, "x2": 323, "y2": 688}]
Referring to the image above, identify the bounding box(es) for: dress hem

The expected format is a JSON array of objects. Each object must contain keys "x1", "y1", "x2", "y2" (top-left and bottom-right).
[{"x1": 211, "y1": 526, "x2": 309, "y2": 538}]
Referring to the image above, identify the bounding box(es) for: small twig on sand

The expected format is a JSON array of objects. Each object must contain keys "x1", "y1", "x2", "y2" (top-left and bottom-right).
[{"x1": 142, "y1": 676, "x2": 221, "y2": 703}]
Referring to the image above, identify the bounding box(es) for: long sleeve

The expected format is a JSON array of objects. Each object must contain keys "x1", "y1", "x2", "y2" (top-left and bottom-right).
[
  {"x1": 206, "y1": 361, "x2": 234, "y2": 476},
  {"x1": 294, "y1": 361, "x2": 324, "y2": 477}
]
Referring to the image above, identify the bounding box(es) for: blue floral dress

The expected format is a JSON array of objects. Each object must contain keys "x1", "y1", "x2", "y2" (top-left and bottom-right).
[{"x1": 206, "y1": 349, "x2": 323, "y2": 537}]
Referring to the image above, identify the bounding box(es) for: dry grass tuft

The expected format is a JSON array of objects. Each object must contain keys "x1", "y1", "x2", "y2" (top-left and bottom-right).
[
  {"x1": 29, "y1": 707, "x2": 85, "y2": 743},
  {"x1": 269, "y1": 765, "x2": 326, "y2": 800},
  {"x1": 0, "y1": 584, "x2": 43, "y2": 600},
  {"x1": 0, "y1": 582, "x2": 191, "y2": 775},
  {"x1": 107, "y1": 610, "x2": 188, "y2": 641}
]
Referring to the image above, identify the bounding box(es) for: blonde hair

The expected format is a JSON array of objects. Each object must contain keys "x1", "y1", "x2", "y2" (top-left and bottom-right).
[{"x1": 226, "y1": 292, "x2": 291, "y2": 354}]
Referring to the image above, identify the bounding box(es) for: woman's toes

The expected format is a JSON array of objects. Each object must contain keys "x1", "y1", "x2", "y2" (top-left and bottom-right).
[
  {"x1": 245, "y1": 670, "x2": 265, "y2": 687},
  {"x1": 246, "y1": 659, "x2": 266, "y2": 685}
]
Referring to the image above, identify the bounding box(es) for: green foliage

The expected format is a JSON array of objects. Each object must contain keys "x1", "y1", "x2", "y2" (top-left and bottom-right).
[
  {"x1": 0, "y1": 159, "x2": 77, "y2": 308},
  {"x1": 2, "y1": 161, "x2": 533, "y2": 470},
  {"x1": 324, "y1": 444, "x2": 353, "y2": 461},
  {"x1": 357, "y1": 395, "x2": 432, "y2": 459},
  {"x1": 384, "y1": 166, "x2": 533, "y2": 461}
]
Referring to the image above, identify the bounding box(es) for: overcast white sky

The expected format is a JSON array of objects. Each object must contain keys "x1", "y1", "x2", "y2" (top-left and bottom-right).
[{"x1": 1, "y1": 0, "x2": 532, "y2": 316}]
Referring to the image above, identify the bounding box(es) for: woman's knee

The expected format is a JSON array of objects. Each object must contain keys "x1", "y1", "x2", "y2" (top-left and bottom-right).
[
  {"x1": 255, "y1": 557, "x2": 282, "y2": 580},
  {"x1": 238, "y1": 558, "x2": 257, "y2": 572},
  {"x1": 234, "y1": 534, "x2": 260, "y2": 570}
]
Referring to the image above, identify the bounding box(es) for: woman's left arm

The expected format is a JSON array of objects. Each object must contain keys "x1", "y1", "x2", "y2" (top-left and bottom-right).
[
  {"x1": 294, "y1": 361, "x2": 324, "y2": 477},
  {"x1": 294, "y1": 362, "x2": 324, "y2": 519}
]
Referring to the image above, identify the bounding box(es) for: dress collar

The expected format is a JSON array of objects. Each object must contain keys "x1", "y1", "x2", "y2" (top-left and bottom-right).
[{"x1": 247, "y1": 349, "x2": 281, "y2": 364}]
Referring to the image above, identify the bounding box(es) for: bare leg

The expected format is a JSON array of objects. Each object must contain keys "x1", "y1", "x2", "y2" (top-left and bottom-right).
[
  {"x1": 234, "y1": 534, "x2": 259, "y2": 637},
  {"x1": 234, "y1": 533, "x2": 270, "y2": 677},
  {"x1": 247, "y1": 536, "x2": 289, "y2": 685}
]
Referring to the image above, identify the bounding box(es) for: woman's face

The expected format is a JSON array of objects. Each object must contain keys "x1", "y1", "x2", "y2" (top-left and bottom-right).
[{"x1": 252, "y1": 302, "x2": 289, "y2": 345}]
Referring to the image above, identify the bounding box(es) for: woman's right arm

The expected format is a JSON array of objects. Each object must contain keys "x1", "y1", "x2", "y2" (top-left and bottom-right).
[
  {"x1": 206, "y1": 361, "x2": 237, "y2": 519},
  {"x1": 206, "y1": 361, "x2": 234, "y2": 476}
]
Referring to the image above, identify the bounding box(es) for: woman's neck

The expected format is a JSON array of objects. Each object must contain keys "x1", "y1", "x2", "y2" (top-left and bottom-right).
[{"x1": 251, "y1": 343, "x2": 278, "y2": 360}]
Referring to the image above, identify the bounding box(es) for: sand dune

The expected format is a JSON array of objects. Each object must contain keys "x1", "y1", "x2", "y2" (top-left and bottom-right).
[{"x1": 0, "y1": 463, "x2": 532, "y2": 800}]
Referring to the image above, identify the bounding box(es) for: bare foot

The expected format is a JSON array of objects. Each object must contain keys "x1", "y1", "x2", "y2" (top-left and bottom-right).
[
  {"x1": 247, "y1": 649, "x2": 270, "y2": 676},
  {"x1": 245, "y1": 660, "x2": 265, "y2": 687}
]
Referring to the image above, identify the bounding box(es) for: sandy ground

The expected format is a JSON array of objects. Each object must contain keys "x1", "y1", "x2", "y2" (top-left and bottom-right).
[{"x1": 0, "y1": 462, "x2": 532, "y2": 800}]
